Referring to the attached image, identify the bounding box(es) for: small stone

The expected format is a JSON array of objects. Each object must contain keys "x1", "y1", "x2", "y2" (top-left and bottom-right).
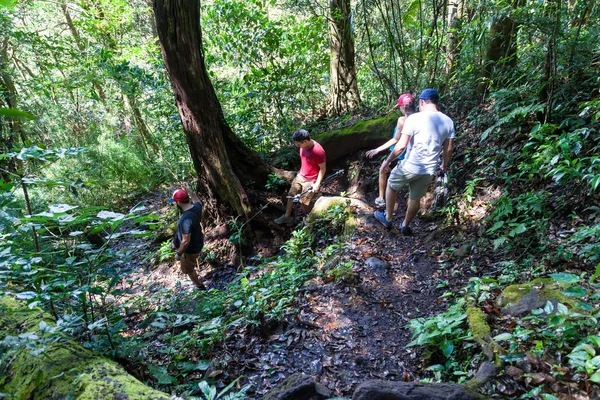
[
  {"x1": 310, "y1": 359, "x2": 323, "y2": 375},
  {"x1": 453, "y1": 243, "x2": 471, "y2": 258},
  {"x1": 506, "y1": 366, "x2": 524, "y2": 380},
  {"x1": 365, "y1": 257, "x2": 388, "y2": 270}
]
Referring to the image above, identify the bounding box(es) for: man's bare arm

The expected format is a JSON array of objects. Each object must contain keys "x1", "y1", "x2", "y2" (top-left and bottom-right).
[
  {"x1": 183, "y1": 183, "x2": 201, "y2": 203},
  {"x1": 178, "y1": 233, "x2": 191, "y2": 255},
  {"x1": 383, "y1": 133, "x2": 411, "y2": 168},
  {"x1": 441, "y1": 138, "x2": 454, "y2": 172},
  {"x1": 313, "y1": 162, "x2": 326, "y2": 192}
]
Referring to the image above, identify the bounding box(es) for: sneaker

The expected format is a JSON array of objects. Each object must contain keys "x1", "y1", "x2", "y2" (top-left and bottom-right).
[
  {"x1": 399, "y1": 223, "x2": 412, "y2": 235},
  {"x1": 374, "y1": 197, "x2": 385, "y2": 208},
  {"x1": 374, "y1": 211, "x2": 392, "y2": 229},
  {"x1": 274, "y1": 215, "x2": 294, "y2": 225}
]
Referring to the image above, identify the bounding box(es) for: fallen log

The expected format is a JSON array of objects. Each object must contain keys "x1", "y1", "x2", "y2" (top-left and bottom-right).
[
  {"x1": 313, "y1": 113, "x2": 399, "y2": 162},
  {"x1": 0, "y1": 296, "x2": 170, "y2": 400}
]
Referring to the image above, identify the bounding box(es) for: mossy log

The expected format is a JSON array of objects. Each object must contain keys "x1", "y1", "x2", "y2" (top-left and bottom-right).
[
  {"x1": 313, "y1": 113, "x2": 399, "y2": 162},
  {"x1": 0, "y1": 296, "x2": 170, "y2": 400}
]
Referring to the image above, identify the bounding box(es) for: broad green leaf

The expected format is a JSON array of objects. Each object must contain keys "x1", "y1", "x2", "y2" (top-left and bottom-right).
[
  {"x1": 550, "y1": 273, "x2": 580, "y2": 284},
  {"x1": 440, "y1": 340, "x2": 454, "y2": 358},
  {"x1": 590, "y1": 263, "x2": 600, "y2": 283},
  {"x1": 0, "y1": 107, "x2": 33, "y2": 117},
  {"x1": 576, "y1": 302, "x2": 593, "y2": 311},
  {"x1": 147, "y1": 365, "x2": 177, "y2": 385},
  {"x1": 540, "y1": 394, "x2": 560, "y2": 400},
  {"x1": 508, "y1": 223, "x2": 527, "y2": 237},
  {"x1": 493, "y1": 237, "x2": 507, "y2": 249},
  {"x1": 487, "y1": 220, "x2": 504, "y2": 233},
  {"x1": 493, "y1": 333, "x2": 513, "y2": 341},
  {"x1": 590, "y1": 370, "x2": 600, "y2": 383},
  {"x1": 562, "y1": 286, "x2": 588, "y2": 298}
]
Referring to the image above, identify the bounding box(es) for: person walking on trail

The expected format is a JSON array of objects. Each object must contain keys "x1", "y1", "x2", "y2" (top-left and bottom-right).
[
  {"x1": 374, "y1": 89, "x2": 455, "y2": 234},
  {"x1": 366, "y1": 93, "x2": 417, "y2": 208},
  {"x1": 170, "y1": 184, "x2": 206, "y2": 290},
  {"x1": 274, "y1": 129, "x2": 326, "y2": 225}
]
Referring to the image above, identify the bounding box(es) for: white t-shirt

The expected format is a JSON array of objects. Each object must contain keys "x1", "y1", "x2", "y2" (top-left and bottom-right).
[{"x1": 400, "y1": 110, "x2": 455, "y2": 175}]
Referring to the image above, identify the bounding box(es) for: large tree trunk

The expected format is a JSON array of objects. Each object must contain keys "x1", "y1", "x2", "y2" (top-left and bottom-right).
[
  {"x1": 152, "y1": 0, "x2": 272, "y2": 217},
  {"x1": 0, "y1": 39, "x2": 22, "y2": 180},
  {"x1": 328, "y1": 0, "x2": 361, "y2": 115},
  {"x1": 479, "y1": 0, "x2": 523, "y2": 92},
  {"x1": 445, "y1": 0, "x2": 464, "y2": 77}
]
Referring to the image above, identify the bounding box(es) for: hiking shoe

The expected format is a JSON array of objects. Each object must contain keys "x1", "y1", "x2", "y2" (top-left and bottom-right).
[
  {"x1": 374, "y1": 211, "x2": 392, "y2": 229},
  {"x1": 374, "y1": 197, "x2": 385, "y2": 208},
  {"x1": 274, "y1": 215, "x2": 294, "y2": 225},
  {"x1": 399, "y1": 223, "x2": 412, "y2": 235}
]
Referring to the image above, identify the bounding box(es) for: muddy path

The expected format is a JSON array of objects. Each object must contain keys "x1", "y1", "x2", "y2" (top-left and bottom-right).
[
  {"x1": 210, "y1": 196, "x2": 449, "y2": 398},
  {"x1": 111, "y1": 158, "x2": 455, "y2": 398}
]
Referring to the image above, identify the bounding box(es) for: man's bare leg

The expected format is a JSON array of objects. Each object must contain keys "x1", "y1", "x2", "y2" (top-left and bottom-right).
[
  {"x1": 186, "y1": 269, "x2": 205, "y2": 289},
  {"x1": 385, "y1": 184, "x2": 397, "y2": 221},
  {"x1": 285, "y1": 198, "x2": 294, "y2": 217},
  {"x1": 378, "y1": 170, "x2": 389, "y2": 200},
  {"x1": 402, "y1": 197, "x2": 421, "y2": 227}
]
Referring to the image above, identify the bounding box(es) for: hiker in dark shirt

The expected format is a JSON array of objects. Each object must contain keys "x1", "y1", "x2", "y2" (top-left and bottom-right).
[{"x1": 169, "y1": 184, "x2": 205, "y2": 290}]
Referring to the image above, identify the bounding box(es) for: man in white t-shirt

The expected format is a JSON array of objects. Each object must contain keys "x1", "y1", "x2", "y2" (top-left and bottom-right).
[{"x1": 374, "y1": 89, "x2": 455, "y2": 234}]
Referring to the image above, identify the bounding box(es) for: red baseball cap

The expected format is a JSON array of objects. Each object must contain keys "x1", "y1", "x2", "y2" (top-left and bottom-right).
[
  {"x1": 168, "y1": 189, "x2": 189, "y2": 203},
  {"x1": 397, "y1": 93, "x2": 414, "y2": 106}
]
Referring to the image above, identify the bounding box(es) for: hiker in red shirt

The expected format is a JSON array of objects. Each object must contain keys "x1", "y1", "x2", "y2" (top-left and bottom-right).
[{"x1": 275, "y1": 129, "x2": 326, "y2": 225}]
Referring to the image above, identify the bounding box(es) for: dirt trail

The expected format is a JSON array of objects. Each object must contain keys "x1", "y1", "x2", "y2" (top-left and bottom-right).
[
  {"x1": 210, "y1": 196, "x2": 449, "y2": 398},
  {"x1": 113, "y1": 167, "x2": 451, "y2": 398}
]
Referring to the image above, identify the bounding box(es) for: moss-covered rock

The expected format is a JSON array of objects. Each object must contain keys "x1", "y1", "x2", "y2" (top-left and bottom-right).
[
  {"x1": 496, "y1": 278, "x2": 581, "y2": 316},
  {"x1": 0, "y1": 296, "x2": 170, "y2": 400},
  {"x1": 306, "y1": 196, "x2": 369, "y2": 237},
  {"x1": 314, "y1": 113, "x2": 399, "y2": 162}
]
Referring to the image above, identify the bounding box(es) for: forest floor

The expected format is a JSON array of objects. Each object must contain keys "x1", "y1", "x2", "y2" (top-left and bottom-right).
[{"x1": 110, "y1": 159, "x2": 475, "y2": 398}]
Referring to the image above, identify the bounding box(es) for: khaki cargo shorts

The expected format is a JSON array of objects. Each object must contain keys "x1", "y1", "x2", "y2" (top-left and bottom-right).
[
  {"x1": 179, "y1": 252, "x2": 199, "y2": 274},
  {"x1": 288, "y1": 175, "x2": 315, "y2": 207},
  {"x1": 388, "y1": 166, "x2": 434, "y2": 200}
]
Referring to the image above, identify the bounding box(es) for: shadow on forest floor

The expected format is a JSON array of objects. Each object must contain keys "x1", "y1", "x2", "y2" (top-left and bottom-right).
[{"x1": 108, "y1": 157, "x2": 464, "y2": 398}]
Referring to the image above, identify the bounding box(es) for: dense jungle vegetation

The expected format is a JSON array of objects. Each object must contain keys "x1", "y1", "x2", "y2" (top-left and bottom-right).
[{"x1": 1, "y1": 0, "x2": 600, "y2": 398}]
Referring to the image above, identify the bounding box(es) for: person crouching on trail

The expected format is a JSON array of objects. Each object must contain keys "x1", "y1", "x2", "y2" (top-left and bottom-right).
[
  {"x1": 365, "y1": 93, "x2": 416, "y2": 208},
  {"x1": 170, "y1": 184, "x2": 206, "y2": 290},
  {"x1": 274, "y1": 129, "x2": 326, "y2": 225},
  {"x1": 374, "y1": 89, "x2": 455, "y2": 234}
]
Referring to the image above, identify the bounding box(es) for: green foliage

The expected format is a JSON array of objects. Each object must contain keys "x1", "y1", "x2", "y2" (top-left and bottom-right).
[
  {"x1": 407, "y1": 299, "x2": 475, "y2": 381},
  {"x1": 484, "y1": 190, "x2": 551, "y2": 251},
  {"x1": 264, "y1": 172, "x2": 285, "y2": 191},
  {"x1": 202, "y1": 0, "x2": 328, "y2": 150},
  {"x1": 193, "y1": 378, "x2": 251, "y2": 400}
]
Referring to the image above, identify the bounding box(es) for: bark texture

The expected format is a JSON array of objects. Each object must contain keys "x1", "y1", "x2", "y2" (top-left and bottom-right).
[
  {"x1": 153, "y1": 0, "x2": 272, "y2": 216},
  {"x1": 480, "y1": 0, "x2": 523, "y2": 91},
  {"x1": 328, "y1": 0, "x2": 361, "y2": 115}
]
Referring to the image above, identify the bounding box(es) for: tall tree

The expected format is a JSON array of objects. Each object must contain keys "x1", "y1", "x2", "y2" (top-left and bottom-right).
[
  {"x1": 479, "y1": 0, "x2": 523, "y2": 92},
  {"x1": 152, "y1": 0, "x2": 273, "y2": 216},
  {"x1": 328, "y1": 0, "x2": 361, "y2": 115}
]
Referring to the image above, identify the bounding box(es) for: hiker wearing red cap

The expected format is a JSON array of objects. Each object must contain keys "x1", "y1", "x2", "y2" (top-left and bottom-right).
[
  {"x1": 366, "y1": 93, "x2": 416, "y2": 208},
  {"x1": 169, "y1": 184, "x2": 205, "y2": 290},
  {"x1": 374, "y1": 89, "x2": 455, "y2": 234}
]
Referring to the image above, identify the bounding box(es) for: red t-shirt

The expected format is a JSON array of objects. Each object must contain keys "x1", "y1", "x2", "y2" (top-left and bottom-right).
[{"x1": 299, "y1": 140, "x2": 326, "y2": 182}]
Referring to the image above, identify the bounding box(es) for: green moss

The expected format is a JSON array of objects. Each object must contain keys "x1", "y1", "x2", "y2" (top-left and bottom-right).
[
  {"x1": 343, "y1": 213, "x2": 356, "y2": 236},
  {"x1": 466, "y1": 306, "x2": 505, "y2": 366},
  {"x1": 0, "y1": 296, "x2": 170, "y2": 399},
  {"x1": 466, "y1": 307, "x2": 490, "y2": 342},
  {"x1": 314, "y1": 113, "x2": 400, "y2": 140},
  {"x1": 497, "y1": 278, "x2": 581, "y2": 311}
]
